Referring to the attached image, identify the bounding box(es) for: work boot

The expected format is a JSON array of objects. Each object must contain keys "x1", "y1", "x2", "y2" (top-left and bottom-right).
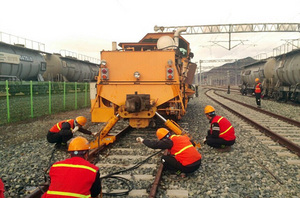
[
  {"x1": 55, "y1": 142, "x2": 68, "y2": 150},
  {"x1": 216, "y1": 146, "x2": 232, "y2": 152},
  {"x1": 54, "y1": 143, "x2": 61, "y2": 149}
]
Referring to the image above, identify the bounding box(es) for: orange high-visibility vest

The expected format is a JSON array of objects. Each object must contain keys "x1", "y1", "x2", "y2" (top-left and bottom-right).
[
  {"x1": 210, "y1": 115, "x2": 236, "y2": 141},
  {"x1": 169, "y1": 135, "x2": 201, "y2": 166},
  {"x1": 42, "y1": 157, "x2": 99, "y2": 198},
  {"x1": 255, "y1": 83, "x2": 262, "y2": 93},
  {"x1": 49, "y1": 119, "x2": 74, "y2": 133}
]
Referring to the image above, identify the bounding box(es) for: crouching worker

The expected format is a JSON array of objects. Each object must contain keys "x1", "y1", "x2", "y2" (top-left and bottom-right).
[
  {"x1": 136, "y1": 128, "x2": 202, "y2": 177},
  {"x1": 42, "y1": 136, "x2": 101, "y2": 198},
  {"x1": 204, "y1": 105, "x2": 236, "y2": 148},
  {"x1": 47, "y1": 116, "x2": 97, "y2": 149}
]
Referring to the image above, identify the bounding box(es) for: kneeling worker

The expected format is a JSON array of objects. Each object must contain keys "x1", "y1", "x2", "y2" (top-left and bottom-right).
[
  {"x1": 47, "y1": 116, "x2": 97, "y2": 148},
  {"x1": 136, "y1": 128, "x2": 202, "y2": 176},
  {"x1": 42, "y1": 136, "x2": 101, "y2": 198},
  {"x1": 204, "y1": 105, "x2": 236, "y2": 148}
]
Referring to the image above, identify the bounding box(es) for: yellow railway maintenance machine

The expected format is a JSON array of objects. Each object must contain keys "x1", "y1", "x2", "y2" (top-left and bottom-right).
[{"x1": 90, "y1": 27, "x2": 197, "y2": 149}]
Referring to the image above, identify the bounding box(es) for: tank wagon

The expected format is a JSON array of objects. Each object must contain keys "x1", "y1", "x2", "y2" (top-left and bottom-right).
[
  {"x1": 240, "y1": 48, "x2": 300, "y2": 102},
  {"x1": 43, "y1": 53, "x2": 98, "y2": 82},
  {"x1": 240, "y1": 60, "x2": 265, "y2": 95},
  {"x1": 90, "y1": 28, "x2": 197, "y2": 129},
  {"x1": 0, "y1": 41, "x2": 99, "y2": 94},
  {"x1": 0, "y1": 41, "x2": 46, "y2": 81}
]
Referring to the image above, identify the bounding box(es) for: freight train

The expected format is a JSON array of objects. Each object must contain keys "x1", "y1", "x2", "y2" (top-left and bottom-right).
[
  {"x1": 90, "y1": 28, "x2": 197, "y2": 131},
  {"x1": 240, "y1": 48, "x2": 300, "y2": 102},
  {"x1": 0, "y1": 38, "x2": 99, "y2": 94}
]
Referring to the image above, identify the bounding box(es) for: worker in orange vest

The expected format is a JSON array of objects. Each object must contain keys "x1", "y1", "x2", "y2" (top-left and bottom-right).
[
  {"x1": 0, "y1": 178, "x2": 4, "y2": 198},
  {"x1": 47, "y1": 116, "x2": 97, "y2": 149},
  {"x1": 42, "y1": 136, "x2": 101, "y2": 198},
  {"x1": 254, "y1": 78, "x2": 263, "y2": 108},
  {"x1": 203, "y1": 105, "x2": 236, "y2": 149},
  {"x1": 136, "y1": 128, "x2": 202, "y2": 177}
]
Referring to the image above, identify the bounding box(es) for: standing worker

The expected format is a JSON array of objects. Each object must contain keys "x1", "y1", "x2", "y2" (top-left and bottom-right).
[
  {"x1": 254, "y1": 78, "x2": 263, "y2": 108},
  {"x1": 136, "y1": 128, "x2": 202, "y2": 177},
  {"x1": 42, "y1": 136, "x2": 101, "y2": 198},
  {"x1": 47, "y1": 116, "x2": 97, "y2": 149},
  {"x1": 204, "y1": 105, "x2": 236, "y2": 149}
]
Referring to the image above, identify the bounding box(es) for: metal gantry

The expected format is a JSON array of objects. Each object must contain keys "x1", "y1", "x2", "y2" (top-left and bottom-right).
[
  {"x1": 154, "y1": 23, "x2": 300, "y2": 50},
  {"x1": 154, "y1": 23, "x2": 300, "y2": 34}
]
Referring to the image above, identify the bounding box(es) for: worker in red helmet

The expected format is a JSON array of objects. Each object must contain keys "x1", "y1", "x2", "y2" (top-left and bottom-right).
[
  {"x1": 42, "y1": 136, "x2": 101, "y2": 198},
  {"x1": 254, "y1": 78, "x2": 263, "y2": 108},
  {"x1": 47, "y1": 116, "x2": 97, "y2": 149},
  {"x1": 136, "y1": 128, "x2": 202, "y2": 177},
  {"x1": 204, "y1": 105, "x2": 236, "y2": 149}
]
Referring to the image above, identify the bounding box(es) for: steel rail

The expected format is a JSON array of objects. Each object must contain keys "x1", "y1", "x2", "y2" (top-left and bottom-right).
[
  {"x1": 149, "y1": 150, "x2": 167, "y2": 198},
  {"x1": 25, "y1": 126, "x2": 131, "y2": 198},
  {"x1": 214, "y1": 91, "x2": 300, "y2": 127},
  {"x1": 205, "y1": 90, "x2": 300, "y2": 157}
]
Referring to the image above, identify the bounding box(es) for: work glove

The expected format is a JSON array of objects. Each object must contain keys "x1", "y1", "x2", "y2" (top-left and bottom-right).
[
  {"x1": 92, "y1": 132, "x2": 98, "y2": 137},
  {"x1": 136, "y1": 137, "x2": 144, "y2": 143},
  {"x1": 203, "y1": 138, "x2": 207, "y2": 144},
  {"x1": 72, "y1": 126, "x2": 79, "y2": 133}
]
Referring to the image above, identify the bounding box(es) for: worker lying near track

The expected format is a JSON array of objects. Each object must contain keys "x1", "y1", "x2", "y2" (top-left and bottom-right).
[
  {"x1": 136, "y1": 128, "x2": 202, "y2": 177},
  {"x1": 203, "y1": 105, "x2": 236, "y2": 148},
  {"x1": 42, "y1": 136, "x2": 101, "y2": 198},
  {"x1": 47, "y1": 116, "x2": 97, "y2": 149}
]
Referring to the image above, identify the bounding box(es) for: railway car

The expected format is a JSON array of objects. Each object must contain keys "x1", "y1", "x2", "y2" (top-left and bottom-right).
[
  {"x1": 43, "y1": 53, "x2": 99, "y2": 82},
  {"x1": 0, "y1": 41, "x2": 46, "y2": 81},
  {"x1": 240, "y1": 60, "x2": 265, "y2": 95},
  {"x1": 90, "y1": 28, "x2": 197, "y2": 129},
  {"x1": 240, "y1": 48, "x2": 300, "y2": 102},
  {"x1": 0, "y1": 40, "x2": 99, "y2": 95}
]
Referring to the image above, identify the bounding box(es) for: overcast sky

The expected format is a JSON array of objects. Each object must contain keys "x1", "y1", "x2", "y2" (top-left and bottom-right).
[{"x1": 1, "y1": 0, "x2": 300, "y2": 68}]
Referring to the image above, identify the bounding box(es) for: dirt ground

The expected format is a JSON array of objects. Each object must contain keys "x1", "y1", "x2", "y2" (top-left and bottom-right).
[{"x1": 0, "y1": 107, "x2": 94, "y2": 147}]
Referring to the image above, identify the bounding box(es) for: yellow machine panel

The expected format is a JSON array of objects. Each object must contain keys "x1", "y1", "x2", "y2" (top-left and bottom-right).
[{"x1": 91, "y1": 30, "x2": 196, "y2": 128}]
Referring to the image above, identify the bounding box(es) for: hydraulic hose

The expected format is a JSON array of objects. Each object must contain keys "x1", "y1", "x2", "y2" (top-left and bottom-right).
[{"x1": 100, "y1": 150, "x2": 163, "y2": 196}]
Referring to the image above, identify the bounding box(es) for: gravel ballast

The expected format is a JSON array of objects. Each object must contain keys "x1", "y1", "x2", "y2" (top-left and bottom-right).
[{"x1": 0, "y1": 88, "x2": 299, "y2": 197}]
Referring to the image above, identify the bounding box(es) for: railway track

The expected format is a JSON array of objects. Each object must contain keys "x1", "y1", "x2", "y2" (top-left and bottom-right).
[
  {"x1": 4, "y1": 87, "x2": 300, "y2": 197},
  {"x1": 26, "y1": 121, "x2": 196, "y2": 198},
  {"x1": 206, "y1": 89, "x2": 300, "y2": 162}
]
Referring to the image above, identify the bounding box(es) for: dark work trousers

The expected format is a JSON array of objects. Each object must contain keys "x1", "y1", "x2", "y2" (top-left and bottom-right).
[
  {"x1": 47, "y1": 129, "x2": 73, "y2": 144},
  {"x1": 255, "y1": 93, "x2": 261, "y2": 106},
  {"x1": 206, "y1": 136, "x2": 235, "y2": 148},
  {"x1": 161, "y1": 155, "x2": 201, "y2": 173}
]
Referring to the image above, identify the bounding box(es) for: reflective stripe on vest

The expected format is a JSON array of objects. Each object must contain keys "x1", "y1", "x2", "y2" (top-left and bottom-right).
[
  {"x1": 217, "y1": 117, "x2": 233, "y2": 136},
  {"x1": 47, "y1": 190, "x2": 91, "y2": 198},
  {"x1": 52, "y1": 164, "x2": 97, "y2": 173},
  {"x1": 255, "y1": 83, "x2": 261, "y2": 93},
  {"x1": 217, "y1": 117, "x2": 232, "y2": 135},
  {"x1": 220, "y1": 126, "x2": 233, "y2": 135},
  {"x1": 217, "y1": 117, "x2": 223, "y2": 123},
  {"x1": 174, "y1": 144, "x2": 193, "y2": 156},
  {"x1": 56, "y1": 119, "x2": 73, "y2": 131}
]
